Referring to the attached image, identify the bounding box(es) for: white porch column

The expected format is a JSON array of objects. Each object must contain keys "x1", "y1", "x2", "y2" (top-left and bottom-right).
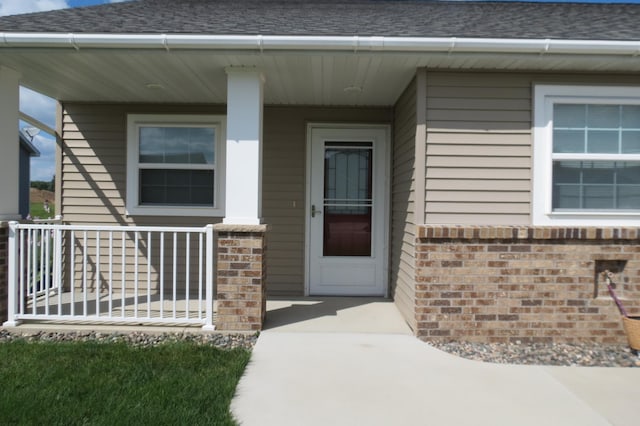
[
  {"x1": 224, "y1": 67, "x2": 265, "y2": 225},
  {"x1": 0, "y1": 67, "x2": 21, "y2": 221}
]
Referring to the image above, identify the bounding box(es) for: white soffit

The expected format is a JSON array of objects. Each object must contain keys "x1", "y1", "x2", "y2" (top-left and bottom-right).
[{"x1": 1, "y1": 34, "x2": 640, "y2": 105}]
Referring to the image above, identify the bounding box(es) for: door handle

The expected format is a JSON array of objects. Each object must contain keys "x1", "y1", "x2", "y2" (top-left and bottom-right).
[{"x1": 311, "y1": 204, "x2": 322, "y2": 218}]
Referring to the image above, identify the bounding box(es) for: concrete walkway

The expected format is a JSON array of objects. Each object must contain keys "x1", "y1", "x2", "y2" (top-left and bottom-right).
[{"x1": 231, "y1": 299, "x2": 640, "y2": 426}]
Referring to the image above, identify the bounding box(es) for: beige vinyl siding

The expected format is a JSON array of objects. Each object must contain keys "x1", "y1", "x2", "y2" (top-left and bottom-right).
[
  {"x1": 61, "y1": 103, "x2": 226, "y2": 227},
  {"x1": 425, "y1": 72, "x2": 531, "y2": 225},
  {"x1": 262, "y1": 106, "x2": 393, "y2": 296},
  {"x1": 424, "y1": 71, "x2": 640, "y2": 225},
  {"x1": 60, "y1": 104, "x2": 226, "y2": 293},
  {"x1": 390, "y1": 78, "x2": 417, "y2": 331},
  {"x1": 425, "y1": 72, "x2": 640, "y2": 225},
  {"x1": 61, "y1": 103, "x2": 392, "y2": 296}
]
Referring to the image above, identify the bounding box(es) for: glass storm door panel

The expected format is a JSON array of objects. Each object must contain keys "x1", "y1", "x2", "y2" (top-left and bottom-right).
[
  {"x1": 323, "y1": 142, "x2": 373, "y2": 257},
  {"x1": 308, "y1": 126, "x2": 388, "y2": 296}
]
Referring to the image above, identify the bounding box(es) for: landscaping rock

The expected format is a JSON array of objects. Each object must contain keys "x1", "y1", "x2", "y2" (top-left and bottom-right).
[
  {"x1": 3, "y1": 329, "x2": 637, "y2": 367},
  {"x1": 427, "y1": 340, "x2": 639, "y2": 367},
  {"x1": 0, "y1": 329, "x2": 257, "y2": 350}
]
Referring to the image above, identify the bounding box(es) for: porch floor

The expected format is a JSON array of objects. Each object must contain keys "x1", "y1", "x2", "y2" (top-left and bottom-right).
[
  {"x1": 10, "y1": 289, "x2": 214, "y2": 330},
  {"x1": 263, "y1": 297, "x2": 412, "y2": 335},
  {"x1": 5, "y1": 296, "x2": 412, "y2": 335}
]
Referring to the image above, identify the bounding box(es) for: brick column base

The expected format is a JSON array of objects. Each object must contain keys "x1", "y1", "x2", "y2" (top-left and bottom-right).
[
  {"x1": 213, "y1": 224, "x2": 268, "y2": 332},
  {"x1": 0, "y1": 223, "x2": 8, "y2": 323}
]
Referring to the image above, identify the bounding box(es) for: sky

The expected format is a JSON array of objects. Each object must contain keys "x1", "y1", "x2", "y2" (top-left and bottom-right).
[
  {"x1": 2, "y1": 0, "x2": 640, "y2": 180},
  {"x1": 0, "y1": 0, "x2": 126, "y2": 17},
  {"x1": 0, "y1": 0, "x2": 129, "y2": 181}
]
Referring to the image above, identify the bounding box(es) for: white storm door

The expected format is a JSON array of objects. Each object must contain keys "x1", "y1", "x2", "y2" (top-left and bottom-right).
[{"x1": 307, "y1": 126, "x2": 388, "y2": 296}]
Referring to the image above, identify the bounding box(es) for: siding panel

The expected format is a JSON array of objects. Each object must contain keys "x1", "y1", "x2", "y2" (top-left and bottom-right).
[
  {"x1": 426, "y1": 202, "x2": 530, "y2": 214},
  {"x1": 426, "y1": 179, "x2": 529, "y2": 191},
  {"x1": 427, "y1": 98, "x2": 531, "y2": 110},
  {"x1": 424, "y1": 71, "x2": 640, "y2": 225},
  {"x1": 427, "y1": 133, "x2": 531, "y2": 145},
  {"x1": 427, "y1": 109, "x2": 530, "y2": 123},
  {"x1": 425, "y1": 72, "x2": 532, "y2": 224},
  {"x1": 262, "y1": 106, "x2": 392, "y2": 295},
  {"x1": 390, "y1": 78, "x2": 417, "y2": 331},
  {"x1": 427, "y1": 86, "x2": 531, "y2": 99},
  {"x1": 62, "y1": 103, "x2": 393, "y2": 297},
  {"x1": 426, "y1": 191, "x2": 530, "y2": 203}
]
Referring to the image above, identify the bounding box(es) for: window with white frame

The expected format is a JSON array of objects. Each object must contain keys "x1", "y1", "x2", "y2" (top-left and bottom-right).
[
  {"x1": 533, "y1": 85, "x2": 640, "y2": 225},
  {"x1": 126, "y1": 114, "x2": 225, "y2": 216}
]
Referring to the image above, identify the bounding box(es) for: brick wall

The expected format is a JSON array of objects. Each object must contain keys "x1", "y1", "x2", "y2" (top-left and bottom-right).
[
  {"x1": 415, "y1": 225, "x2": 640, "y2": 344},
  {"x1": 214, "y1": 224, "x2": 268, "y2": 332},
  {"x1": 0, "y1": 223, "x2": 7, "y2": 323}
]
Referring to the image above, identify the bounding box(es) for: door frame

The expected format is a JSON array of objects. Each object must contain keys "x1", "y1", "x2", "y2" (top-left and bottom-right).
[{"x1": 304, "y1": 123, "x2": 391, "y2": 297}]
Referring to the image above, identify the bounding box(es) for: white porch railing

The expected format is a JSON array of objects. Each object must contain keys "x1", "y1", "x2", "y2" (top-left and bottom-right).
[{"x1": 4, "y1": 222, "x2": 215, "y2": 330}]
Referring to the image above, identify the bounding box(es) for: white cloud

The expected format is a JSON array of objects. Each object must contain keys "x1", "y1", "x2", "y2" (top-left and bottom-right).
[
  {"x1": 0, "y1": 0, "x2": 69, "y2": 17},
  {"x1": 20, "y1": 87, "x2": 57, "y2": 129},
  {"x1": 28, "y1": 133, "x2": 56, "y2": 182},
  {"x1": 20, "y1": 87, "x2": 57, "y2": 182},
  {"x1": 31, "y1": 132, "x2": 56, "y2": 157},
  {"x1": 1, "y1": 0, "x2": 91, "y2": 184}
]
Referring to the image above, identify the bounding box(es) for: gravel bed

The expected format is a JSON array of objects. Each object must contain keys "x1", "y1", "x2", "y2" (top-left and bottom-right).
[
  {"x1": 4, "y1": 330, "x2": 637, "y2": 367},
  {"x1": 427, "y1": 340, "x2": 640, "y2": 367},
  {"x1": 0, "y1": 329, "x2": 257, "y2": 350}
]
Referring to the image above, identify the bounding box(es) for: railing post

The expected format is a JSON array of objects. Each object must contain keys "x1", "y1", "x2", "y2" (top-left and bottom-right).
[
  {"x1": 3, "y1": 221, "x2": 20, "y2": 326},
  {"x1": 202, "y1": 224, "x2": 215, "y2": 331},
  {"x1": 54, "y1": 226, "x2": 62, "y2": 293}
]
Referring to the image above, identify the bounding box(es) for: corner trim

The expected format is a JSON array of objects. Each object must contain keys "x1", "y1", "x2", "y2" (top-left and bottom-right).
[{"x1": 414, "y1": 69, "x2": 427, "y2": 227}]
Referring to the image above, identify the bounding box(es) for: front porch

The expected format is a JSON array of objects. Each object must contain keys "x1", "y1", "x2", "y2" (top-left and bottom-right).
[
  {"x1": 0, "y1": 22, "x2": 410, "y2": 333},
  {"x1": 1, "y1": 221, "x2": 267, "y2": 332},
  {"x1": 16, "y1": 287, "x2": 215, "y2": 327},
  {"x1": 4, "y1": 296, "x2": 410, "y2": 336}
]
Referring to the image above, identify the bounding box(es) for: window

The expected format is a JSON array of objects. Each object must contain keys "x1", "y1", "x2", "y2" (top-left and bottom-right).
[
  {"x1": 533, "y1": 86, "x2": 640, "y2": 225},
  {"x1": 126, "y1": 114, "x2": 225, "y2": 216}
]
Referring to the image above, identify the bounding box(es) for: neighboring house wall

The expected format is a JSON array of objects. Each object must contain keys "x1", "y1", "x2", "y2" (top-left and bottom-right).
[
  {"x1": 19, "y1": 142, "x2": 31, "y2": 219},
  {"x1": 19, "y1": 134, "x2": 39, "y2": 219},
  {"x1": 61, "y1": 103, "x2": 393, "y2": 296},
  {"x1": 390, "y1": 78, "x2": 417, "y2": 331},
  {"x1": 0, "y1": 223, "x2": 7, "y2": 322}
]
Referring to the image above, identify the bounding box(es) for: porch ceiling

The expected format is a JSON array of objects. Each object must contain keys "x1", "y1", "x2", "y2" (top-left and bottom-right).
[{"x1": 3, "y1": 48, "x2": 640, "y2": 106}]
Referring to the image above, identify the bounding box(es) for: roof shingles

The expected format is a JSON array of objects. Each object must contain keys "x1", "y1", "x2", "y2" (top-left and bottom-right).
[{"x1": 0, "y1": 0, "x2": 639, "y2": 41}]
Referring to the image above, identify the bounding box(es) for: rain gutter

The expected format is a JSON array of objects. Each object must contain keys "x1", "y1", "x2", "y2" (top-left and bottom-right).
[{"x1": 1, "y1": 33, "x2": 640, "y2": 56}]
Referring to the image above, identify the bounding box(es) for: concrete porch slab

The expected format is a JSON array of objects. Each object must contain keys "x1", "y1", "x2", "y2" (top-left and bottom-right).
[{"x1": 264, "y1": 297, "x2": 412, "y2": 335}]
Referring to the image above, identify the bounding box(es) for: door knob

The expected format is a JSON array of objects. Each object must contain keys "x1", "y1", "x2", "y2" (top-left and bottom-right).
[{"x1": 311, "y1": 204, "x2": 322, "y2": 218}]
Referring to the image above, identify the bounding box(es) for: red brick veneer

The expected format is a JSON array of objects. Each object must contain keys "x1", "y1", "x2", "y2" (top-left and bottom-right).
[
  {"x1": 214, "y1": 224, "x2": 268, "y2": 332},
  {"x1": 415, "y1": 225, "x2": 640, "y2": 344}
]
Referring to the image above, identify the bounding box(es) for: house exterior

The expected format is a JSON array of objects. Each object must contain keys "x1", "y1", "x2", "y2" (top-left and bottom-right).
[
  {"x1": 0, "y1": 0, "x2": 639, "y2": 343},
  {"x1": 18, "y1": 130, "x2": 40, "y2": 219}
]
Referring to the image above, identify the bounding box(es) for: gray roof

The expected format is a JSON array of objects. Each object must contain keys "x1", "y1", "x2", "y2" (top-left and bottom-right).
[
  {"x1": 1, "y1": 0, "x2": 640, "y2": 41},
  {"x1": 19, "y1": 131, "x2": 40, "y2": 157}
]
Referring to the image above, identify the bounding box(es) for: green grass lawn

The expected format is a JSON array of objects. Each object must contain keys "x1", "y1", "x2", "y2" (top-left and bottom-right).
[
  {"x1": 29, "y1": 201, "x2": 55, "y2": 219},
  {"x1": 0, "y1": 340, "x2": 250, "y2": 425}
]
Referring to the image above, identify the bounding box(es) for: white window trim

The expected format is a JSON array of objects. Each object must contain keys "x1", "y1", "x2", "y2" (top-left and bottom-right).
[
  {"x1": 533, "y1": 85, "x2": 640, "y2": 226},
  {"x1": 126, "y1": 114, "x2": 226, "y2": 217}
]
